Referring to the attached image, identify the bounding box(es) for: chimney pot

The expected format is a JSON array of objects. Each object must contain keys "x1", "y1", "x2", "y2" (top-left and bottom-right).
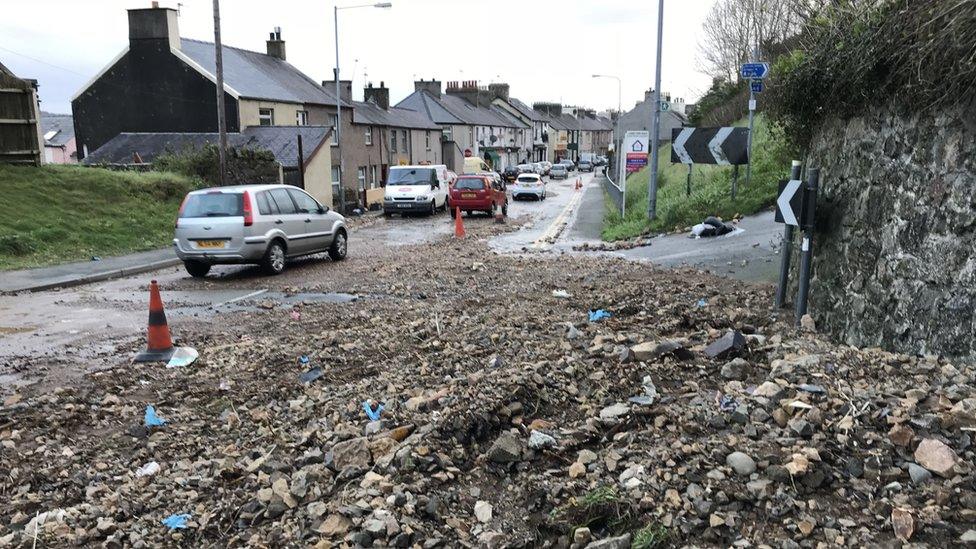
[{"x1": 266, "y1": 27, "x2": 286, "y2": 60}]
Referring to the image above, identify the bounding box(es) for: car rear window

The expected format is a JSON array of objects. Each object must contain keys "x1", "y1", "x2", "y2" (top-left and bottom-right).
[
  {"x1": 517, "y1": 176, "x2": 539, "y2": 183},
  {"x1": 268, "y1": 188, "x2": 298, "y2": 214},
  {"x1": 180, "y1": 192, "x2": 242, "y2": 218},
  {"x1": 454, "y1": 178, "x2": 486, "y2": 190}
]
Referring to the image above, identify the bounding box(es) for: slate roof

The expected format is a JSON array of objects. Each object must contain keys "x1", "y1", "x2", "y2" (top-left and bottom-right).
[
  {"x1": 40, "y1": 112, "x2": 75, "y2": 146},
  {"x1": 352, "y1": 101, "x2": 441, "y2": 130},
  {"x1": 504, "y1": 97, "x2": 545, "y2": 122},
  {"x1": 84, "y1": 126, "x2": 332, "y2": 168},
  {"x1": 179, "y1": 39, "x2": 346, "y2": 107},
  {"x1": 395, "y1": 90, "x2": 528, "y2": 129}
]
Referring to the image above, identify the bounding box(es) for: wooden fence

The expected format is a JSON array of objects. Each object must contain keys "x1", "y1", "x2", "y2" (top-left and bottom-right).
[{"x1": 0, "y1": 68, "x2": 42, "y2": 166}]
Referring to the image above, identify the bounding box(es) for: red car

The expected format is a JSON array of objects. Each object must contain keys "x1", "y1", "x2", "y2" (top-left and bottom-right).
[{"x1": 450, "y1": 175, "x2": 508, "y2": 218}]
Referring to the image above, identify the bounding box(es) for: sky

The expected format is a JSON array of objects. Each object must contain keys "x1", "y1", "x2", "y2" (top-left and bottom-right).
[{"x1": 1, "y1": 0, "x2": 717, "y2": 115}]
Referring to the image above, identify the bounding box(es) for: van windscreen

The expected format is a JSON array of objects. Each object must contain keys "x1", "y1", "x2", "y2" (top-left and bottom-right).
[
  {"x1": 389, "y1": 168, "x2": 434, "y2": 185},
  {"x1": 180, "y1": 193, "x2": 243, "y2": 218}
]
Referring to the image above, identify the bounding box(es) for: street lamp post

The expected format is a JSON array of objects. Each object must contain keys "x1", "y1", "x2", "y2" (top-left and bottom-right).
[
  {"x1": 647, "y1": 0, "x2": 664, "y2": 220},
  {"x1": 334, "y1": 2, "x2": 391, "y2": 213},
  {"x1": 592, "y1": 74, "x2": 622, "y2": 216}
]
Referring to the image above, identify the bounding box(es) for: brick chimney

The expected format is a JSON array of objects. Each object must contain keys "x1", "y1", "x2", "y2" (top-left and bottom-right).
[
  {"x1": 364, "y1": 81, "x2": 390, "y2": 110},
  {"x1": 414, "y1": 78, "x2": 442, "y2": 97},
  {"x1": 127, "y1": 4, "x2": 180, "y2": 50},
  {"x1": 323, "y1": 76, "x2": 353, "y2": 103},
  {"x1": 266, "y1": 27, "x2": 286, "y2": 60},
  {"x1": 488, "y1": 83, "x2": 510, "y2": 102},
  {"x1": 446, "y1": 80, "x2": 491, "y2": 107}
]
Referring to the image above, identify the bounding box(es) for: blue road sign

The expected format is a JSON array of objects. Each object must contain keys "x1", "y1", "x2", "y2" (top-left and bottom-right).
[
  {"x1": 741, "y1": 62, "x2": 770, "y2": 79},
  {"x1": 751, "y1": 80, "x2": 763, "y2": 93}
]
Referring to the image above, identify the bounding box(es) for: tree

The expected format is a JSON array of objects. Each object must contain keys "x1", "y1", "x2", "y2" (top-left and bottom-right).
[{"x1": 698, "y1": 0, "x2": 810, "y2": 81}]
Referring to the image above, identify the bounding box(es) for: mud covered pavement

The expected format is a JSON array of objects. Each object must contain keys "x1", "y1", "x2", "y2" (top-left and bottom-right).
[{"x1": 2, "y1": 217, "x2": 976, "y2": 547}]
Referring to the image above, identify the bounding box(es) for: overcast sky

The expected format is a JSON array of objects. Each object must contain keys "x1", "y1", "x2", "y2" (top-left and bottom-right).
[{"x1": 1, "y1": 0, "x2": 717, "y2": 115}]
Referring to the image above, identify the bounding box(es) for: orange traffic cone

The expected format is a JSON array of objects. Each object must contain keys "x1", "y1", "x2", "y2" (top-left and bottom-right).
[
  {"x1": 454, "y1": 207, "x2": 466, "y2": 238},
  {"x1": 494, "y1": 204, "x2": 505, "y2": 224},
  {"x1": 134, "y1": 280, "x2": 175, "y2": 363}
]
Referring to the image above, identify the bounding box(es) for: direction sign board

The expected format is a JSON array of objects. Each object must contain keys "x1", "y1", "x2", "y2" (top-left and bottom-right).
[
  {"x1": 750, "y1": 80, "x2": 763, "y2": 93},
  {"x1": 775, "y1": 179, "x2": 803, "y2": 226},
  {"x1": 623, "y1": 130, "x2": 649, "y2": 174},
  {"x1": 740, "y1": 62, "x2": 770, "y2": 79},
  {"x1": 670, "y1": 127, "x2": 750, "y2": 166}
]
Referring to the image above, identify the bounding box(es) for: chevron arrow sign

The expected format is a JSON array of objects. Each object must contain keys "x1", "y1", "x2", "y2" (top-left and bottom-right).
[
  {"x1": 670, "y1": 127, "x2": 750, "y2": 166},
  {"x1": 774, "y1": 179, "x2": 803, "y2": 226}
]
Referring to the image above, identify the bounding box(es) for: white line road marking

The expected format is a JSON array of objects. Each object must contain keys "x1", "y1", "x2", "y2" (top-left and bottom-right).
[
  {"x1": 708, "y1": 127, "x2": 734, "y2": 165},
  {"x1": 531, "y1": 183, "x2": 586, "y2": 250},
  {"x1": 673, "y1": 128, "x2": 694, "y2": 164},
  {"x1": 211, "y1": 288, "x2": 268, "y2": 308}
]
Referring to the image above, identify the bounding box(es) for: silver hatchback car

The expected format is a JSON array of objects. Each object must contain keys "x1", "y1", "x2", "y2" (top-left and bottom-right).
[{"x1": 174, "y1": 184, "x2": 347, "y2": 277}]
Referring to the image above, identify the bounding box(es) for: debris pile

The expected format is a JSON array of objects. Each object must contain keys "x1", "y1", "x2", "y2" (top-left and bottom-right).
[{"x1": 1, "y1": 226, "x2": 974, "y2": 547}]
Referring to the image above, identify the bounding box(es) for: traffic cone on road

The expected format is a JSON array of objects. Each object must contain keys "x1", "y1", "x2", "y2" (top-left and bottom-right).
[
  {"x1": 134, "y1": 280, "x2": 175, "y2": 363},
  {"x1": 454, "y1": 207, "x2": 466, "y2": 238},
  {"x1": 494, "y1": 203, "x2": 505, "y2": 224},
  {"x1": 575, "y1": 177, "x2": 582, "y2": 190}
]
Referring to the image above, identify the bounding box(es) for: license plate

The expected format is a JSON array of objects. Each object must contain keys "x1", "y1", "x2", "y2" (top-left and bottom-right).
[
  {"x1": 461, "y1": 193, "x2": 476, "y2": 199},
  {"x1": 196, "y1": 240, "x2": 225, "y2": 249},
  {"x1": 398, "y1": 203, "x2": 410, "y2": 208}
]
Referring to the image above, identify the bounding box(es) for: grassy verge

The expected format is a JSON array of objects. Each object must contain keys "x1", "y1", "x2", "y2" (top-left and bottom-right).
[
  {"x1": 602, "y1": 114, "x2": 791, "y2": 240},
  {"x1": 0, "y1": 165, "x2": 200, "y2": 270}
]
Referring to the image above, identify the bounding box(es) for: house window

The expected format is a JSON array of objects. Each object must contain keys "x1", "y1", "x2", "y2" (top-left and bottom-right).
[
  {"x1": 330, "y1": 114, "x2": 338, "y2": 146},
  {"x1": 401, "y1": 130, "x2": 407, "y2": 153},
  {"x1": 443, "y1": 125, "x2": 453, "y2": 141},
  {"x1": 259, "y1": 108, "x2": 275, "y2": 126},
  {"x1": 357, "y1": 167, "x2": 366, "y2": 189},
  {"x1": 391, "y1": 131, "x2": 397, "y2": 153},
  {"x1": 365, "y1": 126, "x2": 373, "y2": 145},
  {"x1": 296, "y1": 110, "x2": 309, "y2": 126},
  {"x1": 331, "y1": 166, "x2": 340, "y2": 183},
  {"x1": 469, "y1": 127, "x2": 474, "y2": 144},
  {"x1": 425, "y1": 131, "x2": 430, "y2": 150},
  {"x1": 370, "y1": 165, "x2": 378, "y2": 189}
]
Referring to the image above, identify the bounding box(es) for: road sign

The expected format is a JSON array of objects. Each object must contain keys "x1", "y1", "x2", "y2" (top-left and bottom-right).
[
  {"x1": 670, "y1": 127, "x2": 749, "y2": 166},
  {"x1": 775, "y1": 179, "x2": 803, "y2": 226},
  {"x1": 623, "y1": 130, "x2": 649, "y2": 174},
  {"x1": 751, "y1": 80, "x2": 763, "y2": 93},
  {"x1": 660, "y1": 101, "x2": 670, "y2": 112},
  {"x1": 741, "y1": 62, "x2": 770, "y2": 79}
]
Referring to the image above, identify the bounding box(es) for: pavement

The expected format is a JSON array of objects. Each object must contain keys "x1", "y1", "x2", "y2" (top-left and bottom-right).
[{"x1": 0, "y1": 248, "x2": 179, "y2": 294}]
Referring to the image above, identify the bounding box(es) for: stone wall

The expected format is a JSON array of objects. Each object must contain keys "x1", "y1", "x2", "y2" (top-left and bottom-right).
[{"x1": 806, "y1": 102, "x2": 976, "y2": 360}]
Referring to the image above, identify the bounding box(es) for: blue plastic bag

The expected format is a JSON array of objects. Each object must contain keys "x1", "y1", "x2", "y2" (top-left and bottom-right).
[
  {"x1": 695, "y1": 298, "x2": 708, "y2": 308},
  {"x1": 588, "y1": 309, "x2": 612, "y2": 322},
  {"x1": 161, "y1": 513, "x2": 191, "y2": 530},
  {"x1": 144, "y1": 405, "x2": 166, "y2": 427},
  {"x1": 362, "y1": 401, "x2": 384, "y2": 421}
]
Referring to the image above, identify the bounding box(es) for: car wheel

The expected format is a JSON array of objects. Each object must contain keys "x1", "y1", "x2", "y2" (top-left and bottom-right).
[
  {"x1": 429, "y1": 200, "x2": 436, "y2": 216},
  {"x1": 450, "y1": 207, "x2": 457, "y2": 219},
  {"x1": 184, "y1": 260, "x2": 210, "y2": 278},
  {"x1": 502, "y1": 201, "x2": 508, "y2": 217},
  {"x1": 328, "y1": 229, "x2": 347, "y2": 261},
  {"x1": 261, "y1": 240, "x2": 287, "y2": 275}
]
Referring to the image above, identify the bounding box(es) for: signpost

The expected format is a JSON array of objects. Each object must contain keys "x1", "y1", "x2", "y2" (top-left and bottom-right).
[
  {"x1": 773, "y1": 162, "x2": 820, "y2": 326},
  {"x1": 621, "y1": 130, "x2": 649, "y2": 216},
  {"x1": 741, "y1": 58, "x2": 769, "y2": 185}
]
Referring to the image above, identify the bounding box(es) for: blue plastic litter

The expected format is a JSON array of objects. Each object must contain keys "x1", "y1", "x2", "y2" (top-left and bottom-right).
[
  {"x1": 299, "y1": 367, "x2": 323, "y2": 383},
  {"x1": 299, "y1": 355, "x2": 310, "y2": 365},
  {"x1": 161, "y1": 513, "x2": 191, "y2": 530},
  {"x1": 588, "y1": 309, "x2": 612, "y2": 322},
  {"x1": 717, "y1": 394, "x2": 738, "y2": 413},
  {"x1": 363, "y1": 401, "x2": 384, "y2": 421},
  {"x1": 144, "y1": 405, "x2": 166, "y2": 427},
  {"x1": 696, "y1": 298, "x2": 708, "y2": 308}
]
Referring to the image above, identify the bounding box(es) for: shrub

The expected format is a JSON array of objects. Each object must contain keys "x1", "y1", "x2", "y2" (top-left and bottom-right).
[
  {"x1": 0, "y1": 234, "x2": 38, "y2": 256},
  {"x1": 154, "y1": 144, "x2": 279, "y2": 187}
]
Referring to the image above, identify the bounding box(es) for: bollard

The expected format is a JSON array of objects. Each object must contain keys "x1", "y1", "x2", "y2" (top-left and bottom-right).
[
  {"x1": 795, "y1": 168, "x2": 819, "y2": 326},
  {"x1": 775, "y1": 160, "x2": 802, "y2": 309}
]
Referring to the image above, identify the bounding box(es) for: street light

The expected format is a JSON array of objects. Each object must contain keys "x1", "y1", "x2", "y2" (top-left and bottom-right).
[
  {"x1": 334, "y1": 2, "x2": 391, "y2": 213},
  {"x1": 592, "y1": 74, "x2": 623, "y2": 215}
]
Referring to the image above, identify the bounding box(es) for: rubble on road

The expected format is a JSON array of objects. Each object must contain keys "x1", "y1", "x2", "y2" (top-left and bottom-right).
[{"x1": 1, "y1": 219, "x2": 974, "y2": 547}]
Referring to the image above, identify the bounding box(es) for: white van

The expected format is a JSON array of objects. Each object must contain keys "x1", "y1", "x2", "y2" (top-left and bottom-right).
[{"x1": 383, "y1": 164, "x2": 450, "y2": 216}]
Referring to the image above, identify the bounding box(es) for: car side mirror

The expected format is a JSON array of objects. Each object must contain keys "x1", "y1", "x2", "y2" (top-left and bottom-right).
[{"x1": 318, "y1": 205, "x2": 329, "y2": 214}]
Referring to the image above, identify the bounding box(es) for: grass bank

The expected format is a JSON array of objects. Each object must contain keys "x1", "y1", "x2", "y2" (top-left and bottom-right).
[
  {"x1": 602, "y1": 115, "x2": 791, "y2": 240},
  {"x1": 0, "y1": 165, "x2": 200, "y2": 270}
]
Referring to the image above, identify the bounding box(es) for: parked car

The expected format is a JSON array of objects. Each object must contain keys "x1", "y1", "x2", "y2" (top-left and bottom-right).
[
  {"x1": 594, "y1": 156, "x2": 607, "y2": 166},
  {"x1": 539, "y1": 161, "x2": 553, "y2": 174},
  {"x1": 502, "y1": 166, "x2": 520, "y2": 182},
  {"x1": 516, "y1": 163, "x2": 535, "y2": 174},
  {"x1": 558, "y1": 159, "x2": 576, "y2": 171},
  {"x1": 579, "y1": 160, "x2": 594, "y2": 172},
  {"x1": 512, "y1": 173, "x2": 546, "y2": 200},
  {"x1": 449, "y1": 175, "x2": 508, "y2": 218},
  {"x1": 531, "y1": 162, "x2": 545, "y2": 175},
  {"x1": 174, "y1": 184, "x2": 347, "y2": 277},
  {"x1": 549, "y1": 164, "x2": 569, "y2": 180},
  {"x1": 383, "y1": 164, "x2": 450, "y2": 216}
]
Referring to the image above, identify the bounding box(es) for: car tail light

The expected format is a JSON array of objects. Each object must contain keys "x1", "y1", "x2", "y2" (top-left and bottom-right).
[
  {"x1": 242, "y1": 190, "x2": 253, "y2": 227},
  {"x1": 175, "y1": 195, "x2": 189, "y2": 229}
]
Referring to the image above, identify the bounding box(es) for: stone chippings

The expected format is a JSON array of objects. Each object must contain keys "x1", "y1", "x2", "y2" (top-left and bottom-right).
[{"x1": 2, "y1": 228, "x2": 976, "y2": 547}]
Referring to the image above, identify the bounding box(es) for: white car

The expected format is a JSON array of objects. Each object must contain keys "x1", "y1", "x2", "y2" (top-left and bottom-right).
[
  {"x1": 512, "y1": 173, "x2": 546, "y2": 201},
  {"x1": 383, "y1": 164, "x2": 451, "y2": 216}
]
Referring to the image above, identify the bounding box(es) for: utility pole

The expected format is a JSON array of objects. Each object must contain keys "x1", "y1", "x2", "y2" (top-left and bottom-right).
[
  {"x1": 647, "y1": 0, "x2": 664, "y2": 220},
  {"x1": 212, "y1": 0, "x2": 228, "y2": 186},
  {"x1": 333, "y1": 6, "x2": 345, "y2": 214}
]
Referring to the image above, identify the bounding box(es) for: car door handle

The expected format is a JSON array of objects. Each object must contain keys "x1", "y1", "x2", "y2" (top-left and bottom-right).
[
  {"x1": 275, "y1": 219, "x2": 284, "y2": 224},
  {"x1": 304, "y1": 219, "x2": 312, "y2": 223}
]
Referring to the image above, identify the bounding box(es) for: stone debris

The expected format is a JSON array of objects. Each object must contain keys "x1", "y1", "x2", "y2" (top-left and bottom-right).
[{"x1": 1, "y1": 226, "x2": 974, "y2": 547}]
